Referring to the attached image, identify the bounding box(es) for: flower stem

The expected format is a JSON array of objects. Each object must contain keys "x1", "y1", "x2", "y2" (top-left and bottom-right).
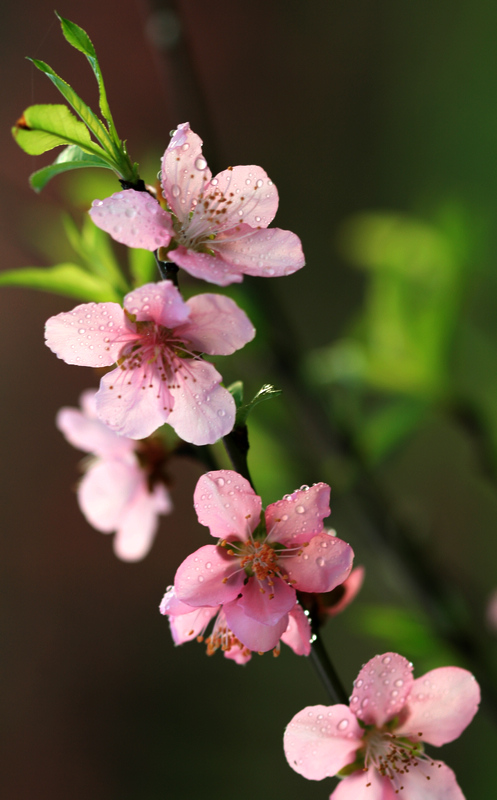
[
  {"x1": 222, "y1": 424, "x2": 255, "y2": 491},
  {"x1": 154, "y1": 253, "x2": 179, "y2": 287},
  {"x1": 308, "y1": 628, "x2": 349, "y2": 705}
]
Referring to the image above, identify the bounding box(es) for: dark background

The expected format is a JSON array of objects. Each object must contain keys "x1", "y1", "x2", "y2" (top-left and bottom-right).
[{"x1": 2, "y1": 1, "x2": 497, "y2": 798}]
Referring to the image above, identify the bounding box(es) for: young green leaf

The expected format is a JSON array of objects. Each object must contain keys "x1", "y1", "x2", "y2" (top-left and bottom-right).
[
  {"x1": 235, "y1": 384, "x2": 282, "y2": 427},
  {"x1": 63, "y1": 215, "x2": 129, "y2": 293},
  {"x1": 128, "y1": 247, "x2": 158, "y2": 287},
  {"x1": 55, "y1": 13, "x2": 119, "y2": 144},
  {"x1": 0, "y1": 264, "x2": 121, "y2": 302},
  {"x1": 30, "y1": 145, "x2": 111, "y2": 192},
  {"x1": 12, "y1": 104, "x2": 103, "y2": 156}
]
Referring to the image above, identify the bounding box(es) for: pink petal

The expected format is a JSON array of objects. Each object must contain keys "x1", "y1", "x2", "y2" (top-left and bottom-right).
[
  {"x1": 349, "y1": 653, "x2": 414, "y2": 727},
  {"x1": 45, "y1": 302, "x2": 129, "y2": 367},
  {"x1": 78, "y1": 460, "x2": 139, "y2": 532},
  {"x1": 358, "y1": 761, "x2": 465, "y2": 800},
  {"x1": 89, "y1": 190, "x2": 173, "y2": 250},
  {"x1": 168, "y1": 606, "x2": 218, "y2": 644},
  {"x1": 215, "y1": 225, "x2": 305, "y2": 278},
  {"x1": 168, "y1": 245, "x2": 245, "y2": 286},
  {"x1": 193, "y1": 470, "x2": 261, "y2": 540},
  {"x1": 159, "y1": 586, "x2": 192, "y2": 616},
  {"x1": 280, "y1": 604, "x2": 311, "y2": 656},
  {"x1": 113, "y1": 482, "x2": 172, "y2": 562},
  {"x1": 326, "y1": 566, "x2": 365, "y2": 617},
  {"x1": 167, "y1": 360, "x2": 236, "y2": 445},
  {"x1": 285, "y1": 533, "x2": 354, "y2": 593},
  {"x1": 265, "y1": 483, "x2": 331, "y2": 546},
  {"x1": 56, "y1": 405, "x2": 133, "y2": 458},
  {"x1": 205, "y1": 165, "x2": 279, "y2": 228},
  {"x1": 330, "y1": 769, "x2": 396, "y2": 800},
  {"x1": 174, "y1": 544, "x2": 244, "y2": 607},
  {"x1": 283, "y1": 704, "x2": 363, "y2": 780},
  {"x1": 223, "y1": 600, "x2": 288, "y2": 652},
  {"x1": 237, "y1": 575, "x2": 296, "y2": 626},
  {"x1": 96, "y1": 366, "x2": 172, "y2": 439},
  {"x1": 161, "y1": 123, "x2": 212, "y2": 222},
  {"x1": 123, "y1": 281, "x2": 190, "y2": 328},
  {"x1": 396, "y1": 666, "x2": 480, "y2": 746},
  {"x1": 179, "y1": 293, "x2": 255, "y2": 355},
  {"x1": 223, "y1": 645, "x2": 252, "y2": 665}
]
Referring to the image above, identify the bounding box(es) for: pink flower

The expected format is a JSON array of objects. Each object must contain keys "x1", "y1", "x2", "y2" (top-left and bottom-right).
[
  {"x1": 299, "y1": 564, "x2": 365, "y2": 626},
  {"x1": 284, "y1": 652, "x2": 480, "y2": 799},
  {"x1": 160, "y1": 586, "x2": 312, "y2": 664},
  {"x1": 45, "y1": 281, "x2": 255, "y2": 444},
  {"x1": 57, "y1": 389, "x2": 172, "y2": 561},
  {"x1": 173, "y1": 471, "x2": 354, "y2": 652},
  {"x1": 89, "y1": 122, "x2": 305, "y2": 286}
]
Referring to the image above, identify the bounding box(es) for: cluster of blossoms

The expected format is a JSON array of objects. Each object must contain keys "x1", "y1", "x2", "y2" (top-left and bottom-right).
[
  {"x1": 42, "y1": 120, "x2": 481, "y2": 800},
  {"x1": 160, "y1": 470, "x2": 355, "y2": 659},
  {"x1": 284, "y1": 652, "x2": 480, "y2": 799}
]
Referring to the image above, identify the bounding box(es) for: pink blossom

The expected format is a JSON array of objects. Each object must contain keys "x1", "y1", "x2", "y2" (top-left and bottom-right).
[
  {"x1": 299, "y1": 564, "x2": 365, "y2": 626},
  {"x1": 45, "y1": 281, "x2": 255, "y2": 444},
  {"x1": 89, "y1": 122, "x2": 305, "y2": 286},
  {"x1": 284, "y1": 652, "x2": 480, "y2": 799},
  {"x1": 160, "y1": 585, "x2": 311, "y2": 664},
  {"x1": 173, "y1": 471, "x2": 354, "y2": 652},
  {"x1": 57, "y1": 389, "x2": 171, "y2": 561}
]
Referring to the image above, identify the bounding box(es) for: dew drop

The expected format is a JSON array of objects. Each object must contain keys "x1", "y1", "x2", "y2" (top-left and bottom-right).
[
  {"x1": 256, "y1": 179, "x2": 263, "y2": 188},
  {"x1": 78, "y1": 328, "x2": 85, "y2": 334},
  {"x1": 361, "y1": 698, "x2": 369, "y2": 708},
  {"x1": 216, "y1": 477, "x2": 225, "y2": 487},
  {"x1": 182, "y1": 143, "x2": 190, "y2": 151},
  {"x1": 198, "y1": 575, "x2": 204, "y2": 582},
  {"x1": 205, "y1": 562, "x2": 212, "y2": 569},
  {"x1": 295, "y1": 505, "x2": 305, "y2": 514},
  {"x1": 382, "y1": 655, "x2": 392, "y2": 665},
  {"x1": 125, "y1": 207, "x2": 136, "y2": 218},
  {"x1": 337, "y1": 719, "x2": 349, "y2": 731},
  {"x1": 217, "y1": 409, "x2": 226, "y2": 417},
  {"x1": 255, "y1": 216, "x2": 261, "y2": 222},
  {"x1": 316, "y1": 557, "x2": 325, "y2": 567},
  {"x1": 195, "y1": 156, "x2": 207, "y2": 170},
  {"x1": 355, "y1": 679, "x2": 363, "y2": 688},
  {"x1": 394, "y1": 679, "x2": 404, "y2": 687},
  {"x1": 211, "y1": 178, "x2": 218, "y2": 186}
]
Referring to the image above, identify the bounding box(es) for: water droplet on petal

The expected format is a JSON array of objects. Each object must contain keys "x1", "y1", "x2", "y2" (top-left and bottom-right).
[
  {"x1": 256, "y1": 179, "x2": 263, "y2": 188},
  {"x1": 216, "y1": 477, "x2": 225, "y2": 487},
  {"x1": 382, "y1": 655, "x2": 392, "y2": 665},
  {"x1": 195, "y1": 156, "x2": 207, "y2": 170},
  {"x1": 337, "y1": 719, "x2": 349, "y2": 731},
  {"x1": 217, "y1": 409, "x2": 226, "y2": 417},
  {"x1": 394, "y1": 679, "x2": 404, "y2": 687},
  {"x1": 317, "y1": 557, "x2": 325, "y2": 567},
  {"x1": 295, "y1": 505, "x2": 305, "y2": 514}
]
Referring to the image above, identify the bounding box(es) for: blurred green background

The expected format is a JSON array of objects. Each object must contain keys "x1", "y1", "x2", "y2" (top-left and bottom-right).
[{"x1": 2, "y1": 1, "x2": 497, "y2": 798}]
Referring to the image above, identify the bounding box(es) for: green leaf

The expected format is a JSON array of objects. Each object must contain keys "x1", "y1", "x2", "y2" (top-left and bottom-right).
[
  {"x1": 28, "y1": 58, "x2": 116, "y2": 155},
  {"x1": 29, "y1": 145, "x2": 111, "y2": 192},
  {"x1": 0, "y1": 264, "x2": 120, "y2": 302},
  {"x1": 227, "y1": 381, "x2": 244, "y2": 409},
  {"x1": 236, "y1": 384, "x2": 282, "y2": 427},
  {"x1": 12, "y1": 104, "x2": 101, "y2": 156},
  {"x1": 359, "y1": 398, "x2": 428, "y2": 465},
  {"x1": 63, "y1": 216, "x2": 129, "y2": 294},
  {"x1": 128, "y1": 247, "x2": 157, "y2": 287},
  {"x1": 55, "y1": 13, "x2": 119, "y2": 143}
]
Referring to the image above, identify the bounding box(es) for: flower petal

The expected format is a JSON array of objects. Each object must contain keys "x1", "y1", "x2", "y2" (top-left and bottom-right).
[
  {"x1": 193, "y1": 470, "x2": 261, "y2": 540},
  {"x1": 78, "y1": 460, "x2": 139, "y2": 532},
  {"x1": 179, "y1": 293, "x2": 255, "y2": 355},
  {"x1": 174, "y1": 544, "x2": 244, "y2": 607},
  {"x1": 285, "y1": 533, "x2": 354, "y2": 593},
  {"x1": 215, "y1": 225, "x2": 305, "y2": 278},
  {"x1": 56, "y1": 403, "x2": 133, "y2": 458},
  {"x1": 396, "y1": 666, "x2": 480, "y2": 746},
  {"x1": 265, "y1": 483, "x2": 331, "y2": 546},
  {"x1": 89, "y1": 190, "x2": 174, "y2": 250},
  {"x1": 237, "y1": 575, "x2": 296, "y2": 626},
  {"x1": 206, "y1": 165, "x2": 278, "y2": 228},
  {"x1": 280, "y1": 604, "x2": 311, "y2": 656},
  {"x1": 161, "y1": 123, "x2": 212, "y2": 222},
  {"x1": 113, "y1": 482, "x2": 171, "y2": 562},
  {"x1": 96, "y1": 365, "x2": 173, "y2": 439},
  {"x1": 283, "y1": 704, "x2": 363, "y2": 780},
  {"x1": 45, "y1": 301, "x2": 128, "y2": 367},
  {"x1": 168, "y1": 245, "x2": 245, "y2": 286},
  {"x1": 123, "y1": 281, "x2": 190, "y2": 327},
  {"x1": 330, "y1": 769, "x2": 396, "y2": 800},
  {"x1": 349, "y1": 653, "x2": 414, "y2": 727},
  {"x1": 223, "y1": 600, "x2": 288, "y2": 652},
  {"x1": 167, "y1": 360, "x2": 236, "y2": 445}
]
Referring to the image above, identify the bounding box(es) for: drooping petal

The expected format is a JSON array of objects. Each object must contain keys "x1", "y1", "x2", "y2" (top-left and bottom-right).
[
  {"x1": 214, "y1": 225, "x2": 305, "y2": 278},
  {"x1": 179, "y1": 294, "x2": 255, "y2": 355},
  {"x1": 168, "y1": 245, "x2": 245, "y2": 286},
  {"x1": 193, "y1": 470, "x2": 261, "y2": 540},
  {"x1": 283, "y1": 704, "x2": 363, "y2": 780},
  {"x1": 167, "y1": 360, "x2": 236, "y2": 445},
  {"x1": 205, "y1": 165, "x2": 279, "y2": 228},
  {"x1": 285, "y1": 533, "x2": 354, "y2": 593},
  {"x1": 325, "y1": 565, "x2": 365, "y2": 617},
  {"x1": 349, "y1": 653, "x2": 414, "y2": 727},
  {"x1": 237, "y1": 575, "x2": 296, "y2": 626},
  {"x1": 265, "y1": 483, "x2": 331, "y2": 546},
  {"x1": 396, "y1": 666, "x2": 480, "y2": 747},
  {"x1": 78, "y1": 460, "x2": 139, "y2": 532},
  {"x1": 161, "y1": 123, "x2": 212, "y2": 221},
  {"x1": 56, "y1": 405, "x2": 133, "y2": 458},
  {"x1": 174, "y1": 544, "x2": 244, "y2": 607},
  {"x1": 330, "y1": 768, "x2": 396, "y2": 800},
  {"x1": 96, "y1": 365, "x2": 173, "y2": 439},
  {"x1": 280, "y1": 604, "x2": 311, "y2": 656},
  {"x1": 113, "y1": 482, "x2": 172, "y2": 562},
  {"x1": 45, "y1": 301, "x2": 129, "y2": 367},
  {"x1": 123, "y1": 281, "x2": 190, "y2": 328},
  {"x1": 223, "y1": 600, "x2": 288, "y2": 652},
  {"x1": 89, "y1": 190, "x2": 174, "y2": 250},
  {"x1": 168, "y1": 606, "x2": 218, "y2": 644}
]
